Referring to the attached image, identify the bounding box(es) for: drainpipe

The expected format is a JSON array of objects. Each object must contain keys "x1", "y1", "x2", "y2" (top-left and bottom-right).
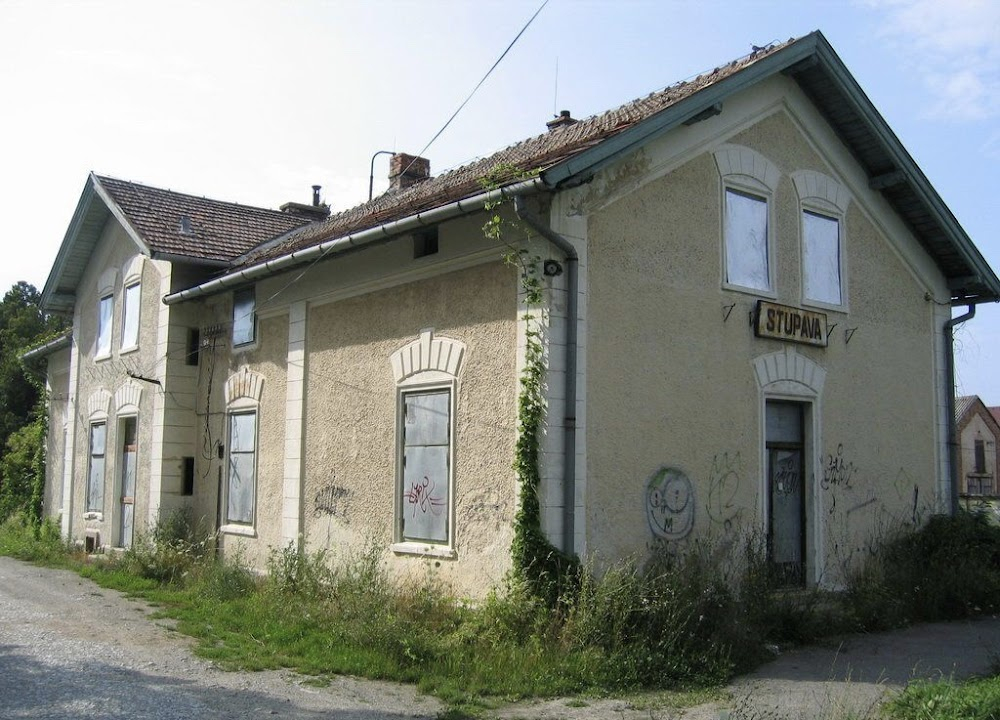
[
  {"x1": 945, "y1": 304, "x2": 975, "y2": 516},
  {"x1": 514, "y1": 195, "x2": 578, "y2": 556}
]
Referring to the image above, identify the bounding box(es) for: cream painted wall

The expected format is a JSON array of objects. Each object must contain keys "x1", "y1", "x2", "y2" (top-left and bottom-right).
[
  {"x1": 583, "y1": 108, "x2": 942, "y2": 587},
  {"x1": 302, "y1": 261, "x2": 518, "y2": 596},
  {"x1": 67, "y1": 220, "x2": 161, "y2": 548}
]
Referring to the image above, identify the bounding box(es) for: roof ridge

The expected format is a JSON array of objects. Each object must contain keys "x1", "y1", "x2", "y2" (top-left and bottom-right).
[{"x1": 94, "y1": 173, "x2": 294, "y2": 217}]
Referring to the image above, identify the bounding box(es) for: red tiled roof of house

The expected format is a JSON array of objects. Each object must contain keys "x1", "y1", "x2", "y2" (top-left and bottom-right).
[
  {"x1": 96, "y1": 175, "x2": 310, "y2": 263},
  {"x1": 239, "y1": 39, "x2": 795, "y2": 267}
]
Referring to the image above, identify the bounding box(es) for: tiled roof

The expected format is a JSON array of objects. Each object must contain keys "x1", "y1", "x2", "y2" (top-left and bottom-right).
[
  {"x1": 239, "y1": 39, "x2": 795, "y2": 267},
  {"x1": 956, "y1": 395, "x2": 977, "y2": 421},
  {"x1": 989, "y1": 407, "x2": 1000, "y2": 426},
  {"x1": 96, "y1": 175, "x2": 310, "y2": 263}
]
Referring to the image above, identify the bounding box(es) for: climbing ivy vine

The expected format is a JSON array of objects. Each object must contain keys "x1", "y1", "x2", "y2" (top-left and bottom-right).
[{"x1": 481, "y1": 166, "x2": 578, "y2": 606}]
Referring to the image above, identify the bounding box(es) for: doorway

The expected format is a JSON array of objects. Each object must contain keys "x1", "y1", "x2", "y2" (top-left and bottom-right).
[
  {"x1": 118, "y1": 417, "x2": 137, "y2": 549},
  {"x1": 766, "y1": 401, "x2": 805, "y2": 585}
]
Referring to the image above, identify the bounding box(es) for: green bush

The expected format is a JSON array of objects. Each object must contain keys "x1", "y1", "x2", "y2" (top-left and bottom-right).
[
  {"x1": 0, "y1": 513, "x2": 69, "y2": 564},
  {"x1": 846, "y1": 512, "x2": 1000, "y2": 629},
  {"x1": 119, "y1": 508, "x2": 213, "y2": 584}
]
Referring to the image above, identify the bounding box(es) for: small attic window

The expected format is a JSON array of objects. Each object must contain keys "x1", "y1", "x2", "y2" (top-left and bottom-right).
[
  {"x1": 413, "y1": 228, "x2": 439, "y2": 259},
  {"x1": 178, "y1": 216, "x2": 193, "y2": 235}
]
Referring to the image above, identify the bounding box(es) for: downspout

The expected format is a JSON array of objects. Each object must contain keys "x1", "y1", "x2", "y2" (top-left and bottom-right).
[
  {"x1": 513, "y1": 195, "x2": 578, "y2": 556},
  {"x1": 945, "y1": 304, "x2": 975, "y2": 516}
]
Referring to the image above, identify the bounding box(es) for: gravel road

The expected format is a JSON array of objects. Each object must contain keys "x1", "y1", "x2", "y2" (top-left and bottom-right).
[
  {"x1": 0, "y1": 557, "x2": 442, "y2": 719},
  {"x1": 4, "y1": 555, "x2": 1000, "y2": 720}
]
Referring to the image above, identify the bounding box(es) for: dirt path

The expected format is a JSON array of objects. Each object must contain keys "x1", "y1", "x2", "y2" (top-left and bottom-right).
[{"x1": 3, "y1": 556, "x2": 999, "y2": 719}]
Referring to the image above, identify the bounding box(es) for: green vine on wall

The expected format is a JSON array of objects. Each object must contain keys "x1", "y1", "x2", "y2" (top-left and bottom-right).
[{"x1": 481, "y1": 166, "x2": 578, "y2": 606}]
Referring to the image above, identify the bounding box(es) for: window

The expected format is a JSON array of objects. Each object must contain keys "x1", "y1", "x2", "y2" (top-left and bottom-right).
[
  {"x1": 226, "y1": 411, "x2": 257, "y2": 525},
  {"x1": 975, "y1": 439, "x2": 987, "y2": 475},
  {"x1": 87, "y1": 422, "x2": 106, "y2": 512},
  {"x1": 724, "y1": 188, "x2": 770, "y2": 291},
  {"x1": 802, "y1": 211, "x2": 842, "y2": 306},
  {"x1": 232, "y1": 288, "x2": 256, "y2": 346},
  {"x1": 97, "y1": 295, "x2": 113, "y2": 356},
  {"x1": 182, "y1": 456, "x2": 195, "y2": 496},
  {"x1": 121, "y1": 282, "x2": 141, "y2": 350},
  {"x1": 400, "y1": 389, "x2": 451, "y2": 544}
]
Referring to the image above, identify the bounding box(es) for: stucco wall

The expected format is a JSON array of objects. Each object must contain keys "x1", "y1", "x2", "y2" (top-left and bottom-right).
[
  {"x1": 583, "y1": 109, "x2": 941, "y2": 587},
  {"x1": 68, "y1": 221, "x2": 161, "y2": 548},
  {"x1": 302, "y1": 261, "x2": 518, "y2": 596},
  {"x1": 43, "y1": 348, "x2": 71, "y2": 521}
]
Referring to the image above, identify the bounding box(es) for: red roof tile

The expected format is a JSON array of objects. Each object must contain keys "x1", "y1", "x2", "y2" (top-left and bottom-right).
[
  {"x1": 96, "y1": 175, "x2": 310, "y2": 263},
  {"x1": 239, "y1": 40, "x2": 794, "y2": 267}
]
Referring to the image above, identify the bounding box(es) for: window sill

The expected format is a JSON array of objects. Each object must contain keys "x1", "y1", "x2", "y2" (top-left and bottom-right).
[
  {"x1": 801, "y1": 298, "x2": 847, "y2": 315},
  {"x1": 94, "y1": 352, "x2": 112, "y2": 362},
  {"x1": 391, "y1": 542, "x2": 456, "y2": 559},
  {"x1": 220, "y1": 524, "x2": 257, "y2": 537},
  {"x1": 83, "y1": 512, "x2": 103, "y2": 521},
  {"x1": 232, "y1": 340, "x2": 258, "y2": 355},
  {"x1": 119, "y1": 344, "x2": 140, "y2": 356},
  {"x1": 722, "y1": 282, "x2": 776, "y2": 300}
]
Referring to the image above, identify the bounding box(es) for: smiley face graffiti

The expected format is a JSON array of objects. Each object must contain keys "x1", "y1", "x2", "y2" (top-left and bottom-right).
[{"x1": 646, "y1": 467, "x2": 695, "y2": 540}]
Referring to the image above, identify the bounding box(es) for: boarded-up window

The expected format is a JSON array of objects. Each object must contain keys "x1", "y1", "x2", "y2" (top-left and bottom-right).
[
  {"x1": 121, "y1": 283, "x2": 141, "y2": 349},
  {"x1": 232, "y1": 289, "x2": 255, "y2": 346},
  {"x1": 803, "y1": 211, "x2": 842, "y2": 305},
  {"x1": 87, "y1": 422, "x2": 106, "y2": 512},
  {"x1": 227, "y1": 412, "x2": 256, "y2": 524},
  {"x1": 401, "y1": 390, "x2": 450, "y2": 543},
  {"x1": 975, "y1": 439, "x2": 987, "y2": 475},
  {"x1": 724, "y1": 189, "x2": 770, "y2": 291},
  {"x1": 97, "y1": 295, "x2": 113, "y2": 356}
]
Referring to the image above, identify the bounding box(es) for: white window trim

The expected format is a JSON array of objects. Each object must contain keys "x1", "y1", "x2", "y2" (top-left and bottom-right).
[
  {"x1": 721, "y1": 182, "x2": 776, "y2": 297},
  {"x1": 714, "y1": 145, "x2": 781, "y2": 298},
  {"x1": 222, "y1": 397, "x2": 259, "y2": 533},
  {"x1": 232, "y1": 288, "x2": 258, "y2": 351},
  {"x1": 389, "y1": 329, "x2": 464, "y2": 558},
  {"x1": 96, "y1": 294, "x2": 114, "y2": 361},
  {"x1": 119, "y1": 281, "x2": 141, "y2": 354},
  {"x1": 86, "y1": 418, "x2": 108, "y2": 515},
  {"x1": 792, "y1": 170, "x2": 851, "y2": 313}
]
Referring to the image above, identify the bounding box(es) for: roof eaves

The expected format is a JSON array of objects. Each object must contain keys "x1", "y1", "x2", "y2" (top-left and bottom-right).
[
  {"x1": 91, "y1": 174, "x2": 152, "y2": 257},
  {"x1": 804, "y1": 35, "x2": 1000, "y2": 302},
  {"x1": 41, "y1": 177, "x2": 103, "y2": 314}
]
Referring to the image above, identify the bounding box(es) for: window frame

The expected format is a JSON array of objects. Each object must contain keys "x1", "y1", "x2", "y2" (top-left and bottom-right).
[
  {"x1": 96, "y1": 294, "x2": 113, "y2": 359},
  {"x1": 223, "y1": 406, "x2": 258, "y2": 532},
  {"x1": 86, "y1": 420, "x2": 107, "y2": 514},
  {"x1": 721, "y1": 182, "x2": 775, "y2": 296},
  {"x1": 232, "y1": 288, "x2": 257, "y2": 348},
  {"x1": 393, "y1": 380, "x2": 456, "y2": 557},
  {"x1": 120, "y1": 281, "x2": 141, "y2": 352},
  {"x1": 800, "y1": 203, "x2": 846, "y2": 310}
]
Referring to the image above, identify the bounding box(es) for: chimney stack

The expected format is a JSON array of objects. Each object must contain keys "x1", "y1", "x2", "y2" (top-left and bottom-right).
[
  {"x1": 389, "y1": 153, "x2": 431, "y2": 191},
  {"x1": 546, "y1": 109, "x2": 577, "y2": 132},
  {"x1": 281, "y1": 185, "x2": 330, "y2": 221}
]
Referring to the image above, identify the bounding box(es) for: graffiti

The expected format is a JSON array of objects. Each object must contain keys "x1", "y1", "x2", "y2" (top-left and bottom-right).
[
  {"x1": 772, "y1": 453, "x2": 800, "y2": 496},
  {"x1": 821, "y1": 444, "x2": 857, "y2": 490},
  {"x1": 846, "y1": 495, "x2": 877, "y2": 517},
  {"x1": 405, "y1": 476, "x2": 446, "y2": 517},
  {"x1": 707, "y1": 452, "x2": 743, "y2": 531},
  {"x1": 646, "y1": 467, "x2": 694, "y2": 540},
  {"x1": 313, "y1": 484, "x2": 351, "y2": 519}
]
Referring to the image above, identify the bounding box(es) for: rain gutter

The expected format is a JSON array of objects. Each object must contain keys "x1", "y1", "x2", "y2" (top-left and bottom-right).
[{"x1": 163, "y1": 177, "x2": 546, "y2": 305}]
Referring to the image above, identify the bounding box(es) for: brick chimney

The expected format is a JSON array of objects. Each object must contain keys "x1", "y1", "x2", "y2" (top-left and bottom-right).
[
  {"x1": 389, "y1": 153, "x2": 431, "y2": 191},
  {"x1": 280, "y1": 184, "x2": 331, "y2": 221},
  {"x1": 546, "y1": 109, "x2": 577, "y2": 132}
]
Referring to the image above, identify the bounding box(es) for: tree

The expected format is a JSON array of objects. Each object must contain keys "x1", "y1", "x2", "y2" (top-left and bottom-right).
[{"x1": 0, "y1": 282, "x2": 66, "y2": 522}]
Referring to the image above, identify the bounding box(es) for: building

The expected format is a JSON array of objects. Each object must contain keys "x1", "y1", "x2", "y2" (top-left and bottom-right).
[
  {"x1": 28, "y1": 31, "x2": 1000, "y2": 594},
  {"x1": 955, "y1": 395, "x2": 1000, "y2": 501}
]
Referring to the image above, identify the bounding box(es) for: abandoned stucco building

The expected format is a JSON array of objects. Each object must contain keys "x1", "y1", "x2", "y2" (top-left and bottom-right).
[{"x1": 28, "y1": 32, "x2": 1000, "y2": 594}]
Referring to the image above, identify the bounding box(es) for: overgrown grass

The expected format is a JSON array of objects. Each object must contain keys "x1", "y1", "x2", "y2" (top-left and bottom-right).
[
  {"x1": 4, "y1": 509, "x2": 1000, "y2": 712},
  {"x1": 844, "y1": 511, "x2": 1000, "y2": 630},
  {"x1": 885, "y1": 676, "x2": 1000, "y2": 720}
]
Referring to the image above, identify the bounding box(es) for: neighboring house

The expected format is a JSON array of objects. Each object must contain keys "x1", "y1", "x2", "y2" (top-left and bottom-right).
[
  {"x1": 29, "y1": 31, "x2": 1000, "y2": 594},
  {"x1": 956, "y1": 396, "x2": 1000, "y2": 498}
]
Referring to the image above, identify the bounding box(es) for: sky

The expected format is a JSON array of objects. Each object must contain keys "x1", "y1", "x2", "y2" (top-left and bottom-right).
[{"x1": 0, "y1": 0, "x2": 997, "y2": 397}]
